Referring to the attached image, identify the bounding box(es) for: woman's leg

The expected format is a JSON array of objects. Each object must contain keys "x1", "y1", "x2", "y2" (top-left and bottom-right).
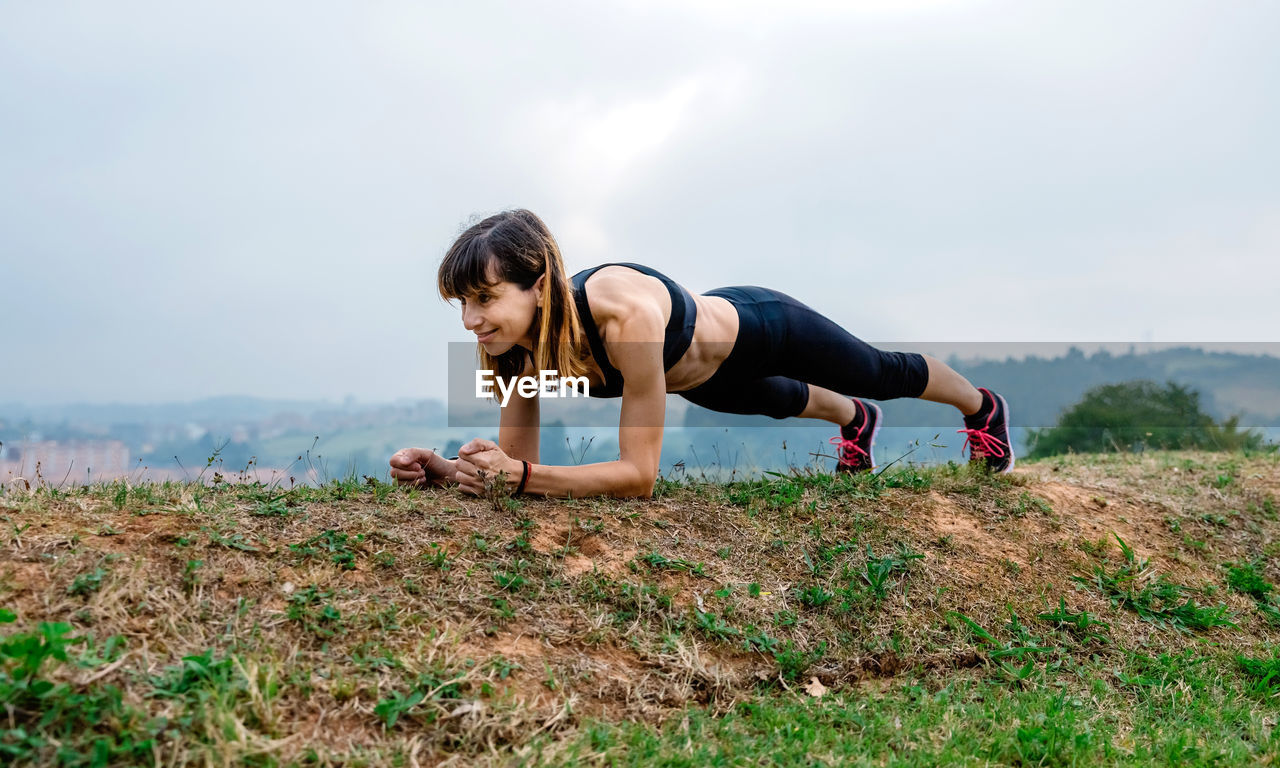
[
  {"x1": 688, "y1": 287, "x2": 985, "y2": 426},
  {"x1": 766, "y1": 295, "x2": 1012, "y2": 472},
  {"x1": 679, "y1": 374, "x2": 811, "y2": 420},
  {"x1": 906, "y1": 356, "x2": 984, "y2": 415},
  {"x1": 797, "y1": 356, "x2": 983, "y2": 424},
  {"x1": 794, "y1": 384, "x2": 856, "y2": 424},
  {"x1": 710, "y1": 287, "x2": 979, "y2": 422},
  {"x1": 678, "y1": 352, "x2": 983, "y2": 427},
  {"x1": 685, "y1": 286, "x2": 1012, "y2": 471}
]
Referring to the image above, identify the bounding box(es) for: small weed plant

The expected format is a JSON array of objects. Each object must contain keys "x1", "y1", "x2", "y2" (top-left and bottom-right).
[
  {"x1": 290, "y1": 529, "x2": 362, "y2": 570},
  {"x1": 1072, "y1": 534, "x2": 1236, "y2": 631}
]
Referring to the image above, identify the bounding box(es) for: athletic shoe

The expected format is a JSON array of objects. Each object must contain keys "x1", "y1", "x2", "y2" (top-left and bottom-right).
[
  {"x1": 831, "y1": 398, "x2": 881, "y2": 473},
  {"x1": 958, "y1": 387, "x2": 1015, "y2": 473}
]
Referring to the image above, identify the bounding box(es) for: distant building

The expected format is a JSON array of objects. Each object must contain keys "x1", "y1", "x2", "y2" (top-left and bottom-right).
[{"x1": 0, "y1": 440, "x2": 131, "y2": 481}]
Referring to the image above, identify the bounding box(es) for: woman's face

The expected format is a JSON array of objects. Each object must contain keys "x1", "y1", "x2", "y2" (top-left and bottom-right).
[{"x1": 459, "y1": 274, "x2": 544, "y2": 355}]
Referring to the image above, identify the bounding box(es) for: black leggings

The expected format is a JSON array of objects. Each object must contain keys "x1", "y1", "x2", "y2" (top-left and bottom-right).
[{"x1": 677, "y1": 286, "x2": 930, "y2": 419}]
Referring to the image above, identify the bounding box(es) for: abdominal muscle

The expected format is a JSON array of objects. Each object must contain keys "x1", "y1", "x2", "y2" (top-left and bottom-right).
[
  {"x1": 665, "y1": 293, "x2": 738, "y2": 391},
  {"x1": 579, "y1": 266, "x2": 740, "y2": 393}
]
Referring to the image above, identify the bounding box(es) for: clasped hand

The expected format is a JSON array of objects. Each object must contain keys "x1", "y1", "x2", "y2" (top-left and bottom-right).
[
  {"x1": 389, "y1": 439, "x2": 518, "y2": 496},
  {"x1": 454, "y1": 439, "x2": 519, "y2": 495}
]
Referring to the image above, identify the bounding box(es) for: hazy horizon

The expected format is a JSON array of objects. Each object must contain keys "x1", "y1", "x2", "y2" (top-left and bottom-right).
[
  {"x1": 4, "y1": 1, "x2": 1278, "y2": 406},
  {"x1": 4, "y1": 341, "x2": 1279, "y2": 409}
]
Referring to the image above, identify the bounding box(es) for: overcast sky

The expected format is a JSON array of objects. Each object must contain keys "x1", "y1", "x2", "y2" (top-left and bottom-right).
[{"x1": 3, "y1": 0, "x2": 1278, "y2": 406}]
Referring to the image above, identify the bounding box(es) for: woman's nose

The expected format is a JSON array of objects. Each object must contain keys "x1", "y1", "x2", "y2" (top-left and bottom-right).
[{"x1": 462, "y1": 303, "x2": 482, "y2": 330}]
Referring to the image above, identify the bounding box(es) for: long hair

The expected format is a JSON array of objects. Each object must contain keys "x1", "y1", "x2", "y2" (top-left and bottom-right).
[{"x1": 437, "y1": 209, "x2": 589, "y2": 382}]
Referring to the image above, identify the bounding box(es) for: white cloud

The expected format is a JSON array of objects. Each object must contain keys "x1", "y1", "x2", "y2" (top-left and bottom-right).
[{"x1": 523, "y1": 67, "x2": 745, "y2": 205}]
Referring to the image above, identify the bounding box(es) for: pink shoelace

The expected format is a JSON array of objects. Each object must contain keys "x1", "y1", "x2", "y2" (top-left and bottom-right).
[
  {"x1": 829, "y1": 436, "x2": 869, "y2": 465},
  {"x1": 957, "y1": 426, "x2": 1008, "y2": 459}
]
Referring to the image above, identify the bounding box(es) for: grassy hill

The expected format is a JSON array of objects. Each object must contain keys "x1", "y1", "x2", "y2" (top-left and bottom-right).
[{"x1": 3, "y1": 450, "x2": 1280, "y2": 765}]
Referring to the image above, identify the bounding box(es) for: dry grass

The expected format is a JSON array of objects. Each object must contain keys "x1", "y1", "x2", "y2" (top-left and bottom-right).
[{"x1": 3, "y1": 450, "x2": 1279, "y2": 765}]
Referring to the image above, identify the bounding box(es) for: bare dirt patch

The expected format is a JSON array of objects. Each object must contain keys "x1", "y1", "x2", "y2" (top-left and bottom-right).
[
  {"x1": 5, "y1": 451, "x2": 1280, "y2": 764},
  {"x1": 530, "y1": 523, "x2": 637, "y2": 579}
]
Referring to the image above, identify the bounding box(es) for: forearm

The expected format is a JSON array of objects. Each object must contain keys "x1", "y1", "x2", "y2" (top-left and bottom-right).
[
  {"x1": 521, "y1": 459, "x2": 655, "y2": 498},
  {"x1": 500, "y1": 426, "x2": 539, "y2": 464}
]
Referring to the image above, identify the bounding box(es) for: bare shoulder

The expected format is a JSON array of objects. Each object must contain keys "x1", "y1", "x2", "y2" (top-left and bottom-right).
[{"x1": 582, "y1": 267, "x2": 666, "y2": 336}]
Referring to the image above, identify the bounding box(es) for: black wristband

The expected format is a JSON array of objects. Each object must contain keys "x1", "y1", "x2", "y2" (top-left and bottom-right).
[{"x1": 516, "y1": 460, "x2": 531, "y2": 494}]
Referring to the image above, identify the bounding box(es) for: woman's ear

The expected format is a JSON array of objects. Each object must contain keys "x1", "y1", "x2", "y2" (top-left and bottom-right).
[{"x1": 533, "y1": 274, "x2": 547, "y2": 303}]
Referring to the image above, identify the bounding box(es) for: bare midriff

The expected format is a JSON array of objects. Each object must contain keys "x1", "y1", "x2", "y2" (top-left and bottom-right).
[{"x1": 578, "y1": 266, "x2": 739, "y2": 393}]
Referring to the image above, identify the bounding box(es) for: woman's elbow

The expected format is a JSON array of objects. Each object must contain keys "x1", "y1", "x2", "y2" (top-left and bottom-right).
[
  {"x1": 615, "y1": 484, "x2": 654, "y2": 499},
  {"x1": 615, "y1": 466, "x2": 657, "y2": 498},
  {"x1": 604, "y1": 460, "x2": 655, "y2": 499}
]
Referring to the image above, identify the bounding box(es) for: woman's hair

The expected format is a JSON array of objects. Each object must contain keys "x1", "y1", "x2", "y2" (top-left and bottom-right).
[{"x1": 437, "y1": 209, "x2": 588, "y2": 382}]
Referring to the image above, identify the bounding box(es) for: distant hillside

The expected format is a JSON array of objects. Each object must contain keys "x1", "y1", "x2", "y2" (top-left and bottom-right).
[
  {"x1": 944, "y1": 346, "x2": 1280, "y2": 427},
  {"x1": 686, "y1": 346, "x2": 1280, "y2": 431},
  {"x1": 2, "y1": 346, "x2": 1276, "y2": 481},
  {"x1": 676, "y1": 346, "x2": 1279, "y2": 471}
]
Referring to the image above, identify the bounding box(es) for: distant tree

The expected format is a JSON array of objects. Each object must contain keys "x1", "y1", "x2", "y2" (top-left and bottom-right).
[{"x1": 1027, "y1": 380, "x2": 1269, "y2": 458}]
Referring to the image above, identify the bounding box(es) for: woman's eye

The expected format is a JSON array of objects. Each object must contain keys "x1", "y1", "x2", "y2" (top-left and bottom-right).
[{"x1": 477, "y1": 293, "x2": 491, "y2": 304}]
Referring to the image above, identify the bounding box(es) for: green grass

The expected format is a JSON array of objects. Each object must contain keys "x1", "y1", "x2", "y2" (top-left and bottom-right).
[
  {"x1": 1072, "y1": 534, "x2": 1237, "y2": 632},
  {"x1": 1225, "y1": 559, "x2": 1273, "y2": 600},
  {"x1": 721, "y1": 464, "x2": 941, "y2": 511},
  {"x1": 10, "y1": 611, "x2": 1279, "y2": 766},
  {"x1": 66, "y1": 563, "x2": 110, "y2": 597},
  {"x1": 535, "y1": 651, "x2": 1280, "y2": 766},
  {"x1": 635, "y1": 551, "x2": 707, "y2": 576},
  {"x1": 289, "y1": 528, "x2": 363, "y2": 570},
  {"x1": 0, "y1": 614, "x2": 159, "y2": 766},
  {"x1": 5, "y1": 450, "x2": 1280, "y2": 765}
]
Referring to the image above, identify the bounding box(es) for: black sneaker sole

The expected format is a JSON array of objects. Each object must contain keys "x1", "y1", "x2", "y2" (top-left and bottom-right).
[
  {"x1": 865, "y1": 400, "x2": 882, "y2": 470},
  {"x1": 837, "y1": 400, "x2": 881, "y2": 473},
  {"x1": 991, "y1": 392, "x2": 1015, "y2": 473}
]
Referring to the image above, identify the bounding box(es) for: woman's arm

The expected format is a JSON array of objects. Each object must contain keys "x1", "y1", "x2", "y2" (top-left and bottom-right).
[
  {"x1": 520, "y1": 324, "x2": 665, "y2": 497},
  {"x1": 498, "y1": 354, "x2": 540, "y2": 463},
  {"x1": 455, "y1": 304, "x2": 667, "y2": 498}
]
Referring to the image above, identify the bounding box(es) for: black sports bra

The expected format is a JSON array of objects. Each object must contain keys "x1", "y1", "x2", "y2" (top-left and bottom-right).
[{"x1": 570, "y1": 262, "x2": 697, "y2": 398}]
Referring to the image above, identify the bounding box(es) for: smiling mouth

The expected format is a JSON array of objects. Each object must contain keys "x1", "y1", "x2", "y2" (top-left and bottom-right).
[{"x1": 476, "y1": 330, "x2": 498, "y2": 342}]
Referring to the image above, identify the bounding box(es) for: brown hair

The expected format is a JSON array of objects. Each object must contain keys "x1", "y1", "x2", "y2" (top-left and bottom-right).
[{"x1": 437, "y1": 209, "x2": 588, "y2": 382}]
